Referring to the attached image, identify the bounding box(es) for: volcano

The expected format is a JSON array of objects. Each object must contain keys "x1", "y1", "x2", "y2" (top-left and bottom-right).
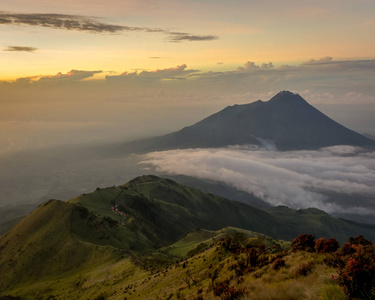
[{"x1": 125, "y1": 90, "x2": 374, "y2": 151}]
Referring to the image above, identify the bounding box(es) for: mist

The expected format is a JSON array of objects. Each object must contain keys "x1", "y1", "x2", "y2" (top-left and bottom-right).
[{"x1": 140, "y1": 145, "x2": 375, "y2": 223}]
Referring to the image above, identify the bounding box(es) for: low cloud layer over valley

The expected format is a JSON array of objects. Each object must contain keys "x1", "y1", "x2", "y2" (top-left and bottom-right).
[{"x1": 140, "y1": 145, "x2": 375, "y2": 223}]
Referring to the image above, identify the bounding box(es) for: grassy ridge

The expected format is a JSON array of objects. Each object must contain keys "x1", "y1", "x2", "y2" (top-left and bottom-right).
[
  {"x1": 1, "y1": 232, "x2": 348, "y2": 300},
  {"x1": 1, "y1": 175, "x2": 374, "y2": 297},
  {"x1": 160, "y1": 227, "x2": 289, "y2": 258},
  {"x1": 0, "y1": 200, "x2": 117, "y2": 291}
]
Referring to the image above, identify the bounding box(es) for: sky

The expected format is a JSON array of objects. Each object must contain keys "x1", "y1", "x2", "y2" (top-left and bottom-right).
[{"x1": 1, "y1": 0, "x2": 375, "y2": 153}]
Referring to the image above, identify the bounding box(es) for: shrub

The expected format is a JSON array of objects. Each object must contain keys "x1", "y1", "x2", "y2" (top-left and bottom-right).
[
  {"x1": 103, "y1": 216, "x2": 118, "y2": 228},
  {"x1": 272, "y1": 258, "x2": 286, "y2": 270},
  {"x1": 296, "y1": 261, "x2": 313, "y2": 276},
  {"x1": 247, "y1": 247, "x2": 258, "y2": 267},
  {"x1": 221, "y1": 286, "x2": 246, "y2": 300},
  {"x1": 349, "y1": 235, "x2": 372, "y2": 246},
  {"x1": 75, "y1": 205, "x2": 89, "y2": 219},
  {"x1": 335, "y1": 243, "x2": 375, "y2": 299},
  {"x1": 315, "y1": 238, "x2": 339, "y2": 253},
  {"x1": 291, "y1": 234, "x2": 315, "y2": 252},
  {"x1": 213, "y1": 280, "x2": 246, "y2": 300}
]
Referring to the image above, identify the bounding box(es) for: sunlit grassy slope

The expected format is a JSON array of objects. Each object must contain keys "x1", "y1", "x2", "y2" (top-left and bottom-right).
[
  {"x1": 0, "y1": 200, "x2": 118, "y2": 291},
  {"x1": 1, "y1": 232, "x2": 347, "y2": 300},
  {"x1": 0, "y1": 175, "x2": 374, "y2": 298}
]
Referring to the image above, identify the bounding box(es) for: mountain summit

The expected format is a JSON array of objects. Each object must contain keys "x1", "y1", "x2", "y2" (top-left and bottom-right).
[{"x1": 124, "y1": 91, "x2": 374, "y2": 151}]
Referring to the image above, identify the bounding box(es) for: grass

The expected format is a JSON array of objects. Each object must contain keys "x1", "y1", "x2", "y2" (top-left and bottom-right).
[
  {"x1": 1, "y1": 176, "x2": 372, "y2": 299},
  {"x1": 0, "y1": 232, "x2": 350, "y2": 300}
]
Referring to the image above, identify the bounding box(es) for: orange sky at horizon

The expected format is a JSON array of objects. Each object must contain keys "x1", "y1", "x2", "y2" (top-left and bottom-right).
[{"x1": 1, "y1": 0, "x2": 375, "y2": 81}]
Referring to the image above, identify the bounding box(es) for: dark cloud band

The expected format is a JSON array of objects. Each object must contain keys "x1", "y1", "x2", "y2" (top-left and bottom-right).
[
  {"x1": 0, "y1": 11, "x2": 218, "y2": 42},
  {"x1": 168, "y1": 32, "x2": 218, "y2": 42},
  {"x1": 4, "y1": 46, "x2": 37, "y2": 52}
]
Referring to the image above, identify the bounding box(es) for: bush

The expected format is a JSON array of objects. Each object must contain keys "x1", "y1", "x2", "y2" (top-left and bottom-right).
[
  {"x1": 291, "y1": 234, "x2": 315, "y2": 252},
  {"x1": 75, "y1": 205, "x2": 89, "y2": 219},
  {"x1": 213, "y1": 280, "x2": 246, "y2": 299},
  {"x1": 315, "y1": 238, "x2": 339, "y2": 253},
  {"x1": 349, "y1": 235, "x2": 372, "y2": 246},
  {"x1": 296, "y1": 261, "x2": 313, "y2": 276},
  {"x1": 335, "y1": 243, "x2": 375, "y2": 299},
  {"x1": 272, "y1": 258, "x2": 286, "y2": 270}
]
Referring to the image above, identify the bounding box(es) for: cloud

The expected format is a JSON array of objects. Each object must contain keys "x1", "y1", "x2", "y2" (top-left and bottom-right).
[
  {"x1": 168, "y1": 32, "x2": 218, "y2": 42},
  {"x1": 2, "y1": 58, "x2": 375, "y2": 106},
  {"x1": 140, "y1": 146, "x2": 375, "y2": 218},
  {"x1": 0, "y1": 69, "x2": 102, "y2": 86},
  {"x1": 303, "y1": 56, "x2": 333, "y2": 64},
  {"x1": 106, "y1": 64, "x2": 199, "y2": 81},
  {"x1": 38, "y1": 69, "x2": 102, "y2": 82},
  {"x1": 0, "y1": 10, "x2": 218, "y2": 42},
  {"x1": 0, "y1": 11, "x2": 128, "y2": 33},
  {"x1": 298, "y1": 58, "x2": 375, "y2": 74},
  {"x1": 4, "y1": 46, "x2": 37, "y2": 52},
  {"x1": 343, "y1": 92, "x2": 375, "y2": 103},
  {"x1": 236, "y1": 61, "x2": 274, "y2": 72}
]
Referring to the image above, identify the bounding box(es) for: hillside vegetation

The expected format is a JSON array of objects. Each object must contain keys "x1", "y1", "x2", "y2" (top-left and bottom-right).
[
  {"x1": 2, "y1": 231, "x2": 374, "y2": 299},
  {"x1": 1, "y1": 175, "x2": 374, "y2": 299}
]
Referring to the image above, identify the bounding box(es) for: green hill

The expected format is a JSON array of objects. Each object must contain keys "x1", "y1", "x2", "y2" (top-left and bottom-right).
[
  {"x1": 0, "y1": 200, "x2": 118, "y2": 292},
  {"x1": 1, "y1": 175, "x2": 374, "y2": 297},
  {"x1": 2, "y1": 229, "x2": 360, "y2": 300},
  {"x1": 69, "y1": 175, "x2": 375, "y2": 244}
]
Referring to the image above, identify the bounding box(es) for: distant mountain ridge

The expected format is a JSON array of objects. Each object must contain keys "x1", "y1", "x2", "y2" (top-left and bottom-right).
[{"x1": 121, "y1": 91, "x2": 374, "y2": 152}]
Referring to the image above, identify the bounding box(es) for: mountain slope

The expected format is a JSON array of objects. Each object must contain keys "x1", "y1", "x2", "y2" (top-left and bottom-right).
[
  {"x1": 162, "y1": 174, "x2": 271, "y2": 208},
  {"x1": 0, "y1": 200, "x2": 118, "y2": 291},
  {"x1": 1, "y1": 175, "x2": 375, "y2": 294},
  {"x1": 2, "y1": 230, "x2": 349, "y2": 300},
  {"x1": 69, "y1": 176, "x2": 280, "y2": 247},
  {"x1": 71, "y1": 175, "x2": 375, "y2": 244},
  {"x1": 120, "y1": 91, "x2": 374, "y2": 152}
]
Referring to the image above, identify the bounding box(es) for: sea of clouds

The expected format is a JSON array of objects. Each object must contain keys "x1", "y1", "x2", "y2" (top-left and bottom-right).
[{"x1": 140, "y1": 145, "x2": 375, "y2": 219}]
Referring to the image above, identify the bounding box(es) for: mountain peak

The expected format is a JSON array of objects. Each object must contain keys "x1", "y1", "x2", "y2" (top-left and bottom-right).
[
  {"x1": 121, "y1": 90, "x2": 375, "y2": 152},
  {"x1": 268, "y1": 90, "x2": 306, "y2": 104}
]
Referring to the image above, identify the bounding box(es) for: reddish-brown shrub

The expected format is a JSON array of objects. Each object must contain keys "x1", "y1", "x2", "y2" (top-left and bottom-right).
[
  {"x1": 315, "y1": 238, "x2": 339, "y2": 253},
  {"x1": 332, "y1": 236, "x2": 375, "y2": 299},
  {"x1": 272, "y1": 258, "x2": 286, "y2": 270},
  {"x1": 296, "y1": 261, "x2": 313, "y2": 276},
  {"x1": 214, "y1": 280, "x2": 246, "y2": 300},
  {"x1": 291, "y1": 234, "x2": 315, "y2": 252}
]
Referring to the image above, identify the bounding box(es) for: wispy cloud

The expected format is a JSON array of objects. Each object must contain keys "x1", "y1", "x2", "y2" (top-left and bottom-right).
[
  {"x1": 140, "y1": 146, "x2": 375, "y2": 220},
  {"x1": 168, "y1": 32, "x2": 218, "y2": 42},
  {"x1": 0, "y1": 69, "x2": 102, "y2": 85},
  {"x1": 0, "y1": 10, "x2": 218, "y2": 42},
  {"x1": 38, "y1": 69, "x2": 103, "y2": 83},
  {"x1": 0, "y1": 11, "x2": 148, "y2": 33},
  {"x1": 4, "y1": 46, "x2": 37, "y2": 52},
  {"x1": 106, "y1": 64, "x2": 199, "y2": 81}
]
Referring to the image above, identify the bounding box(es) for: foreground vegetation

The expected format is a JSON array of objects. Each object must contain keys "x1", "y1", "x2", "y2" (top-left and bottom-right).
[
  {"x1": 1, "y1": 232, "x2": 374, "y2": 299},
  {"x1": 1, "y1": 176, "x2": 374, "y2": 299}
]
